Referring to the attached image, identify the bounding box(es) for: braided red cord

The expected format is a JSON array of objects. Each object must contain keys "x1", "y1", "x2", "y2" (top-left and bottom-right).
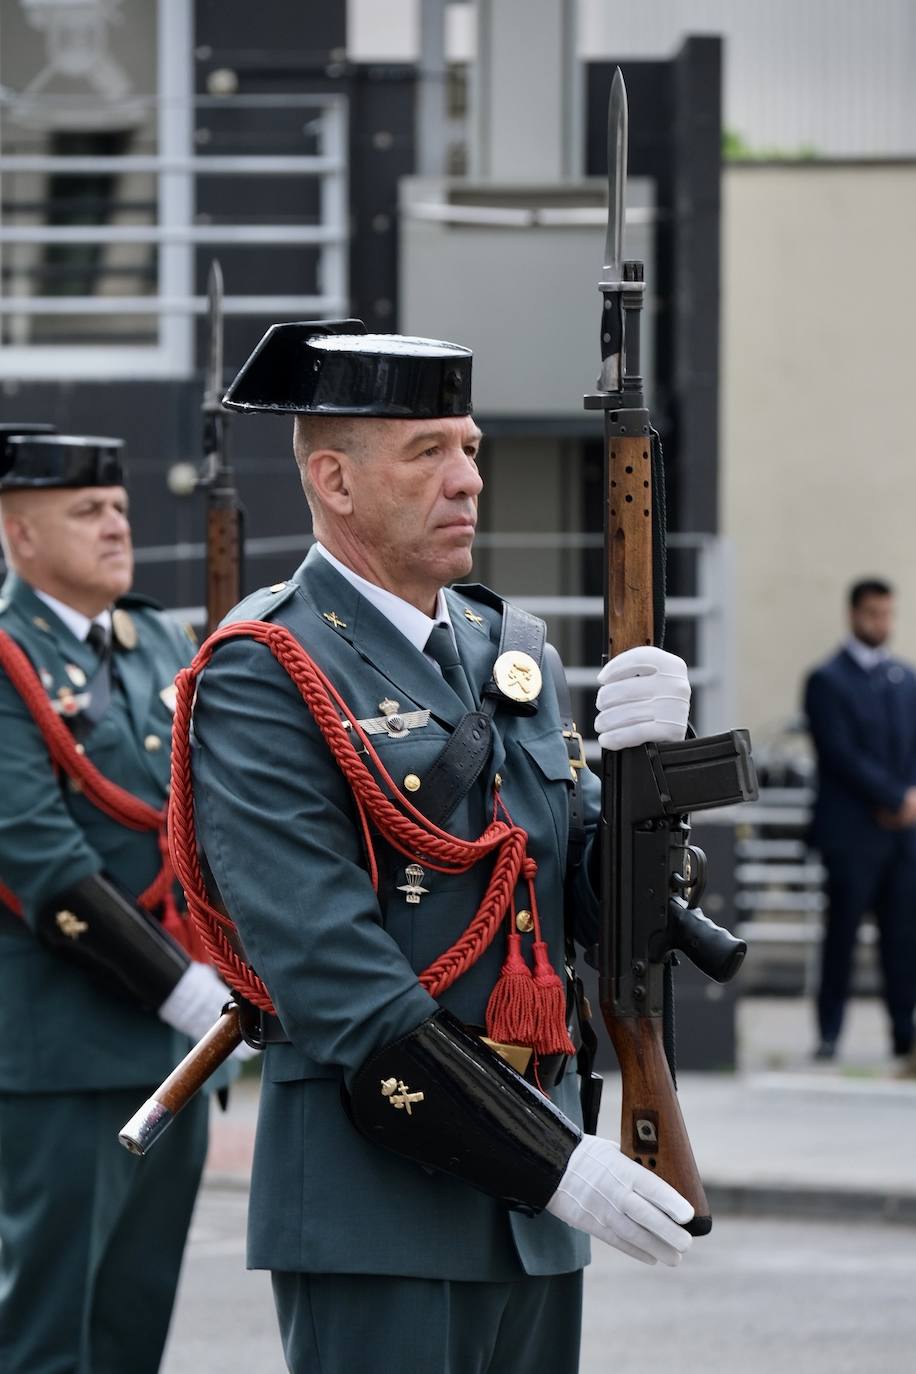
[
  {"x1": 169, "y1": 620, "x2": 538, "y2": 1013},
  {"x1": 0, "y1": 629, "x2": 200, "y2": 952}
]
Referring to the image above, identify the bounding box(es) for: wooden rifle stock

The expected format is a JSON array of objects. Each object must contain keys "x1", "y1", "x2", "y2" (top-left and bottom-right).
[
  {"x1": 206, "y1": 469, "x2": 243, "y2": 633},
  {"x1": 599, "y1": 426, "x2": 711, "y2": 1237},
  {"x1": 202, "y1": 259, "x2": 243, "y2": 634},
  {"x1": 588, "y1": 66, "x2": 713, "y2": 1236},
  {"x1": 119, "y1": 1007, "x2": 243, "y2": 1155}
]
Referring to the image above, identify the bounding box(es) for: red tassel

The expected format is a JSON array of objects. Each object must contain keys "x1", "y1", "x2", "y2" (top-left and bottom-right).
[
  {"x1": 532, "y1": 941, "x2": 575, "y2": 1055},
  {"x1": 486, "y1": 931, "x2": 537, "y2": 1045}
]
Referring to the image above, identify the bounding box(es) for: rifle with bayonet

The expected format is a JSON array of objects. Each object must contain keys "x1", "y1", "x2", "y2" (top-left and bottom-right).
[
  {"x1": 200, "y1": 259, "x2": 243, "y2": 634},
  {"x1": 586, "y1": 69, "x2": 758, "y2": 1235},
  {"x1": 119, "y1": 262, "x2": 250, "y2": 1158}
]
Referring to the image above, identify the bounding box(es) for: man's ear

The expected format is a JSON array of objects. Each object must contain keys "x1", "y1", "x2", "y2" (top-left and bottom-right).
[
  {"x1": 2, "y1": 511, "x2": 34, "y2": 563},
  {"x1": 308, "y1": 449, "x2": 353, "y2": 515}
]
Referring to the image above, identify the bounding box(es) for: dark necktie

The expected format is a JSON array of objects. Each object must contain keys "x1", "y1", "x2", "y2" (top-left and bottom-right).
[
  {"x1": 85, "y1": 622, "x2": 110, "y2": 660},
  {"x1": 424, "y1": 624, "x2": 475, "y2": 711}
]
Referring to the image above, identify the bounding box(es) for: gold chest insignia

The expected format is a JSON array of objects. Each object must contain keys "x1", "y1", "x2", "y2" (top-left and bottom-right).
[
  {"x1": 112, "y1": 609, "x2": 138, "y2": 650},
  {"x1": 492, "y1": 650, "x2": 542, "y2": 704}
]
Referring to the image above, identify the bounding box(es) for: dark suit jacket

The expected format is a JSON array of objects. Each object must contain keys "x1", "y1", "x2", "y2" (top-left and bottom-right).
[{"x1": 804, "y1": 646, "x2": 916, "y2": 859}]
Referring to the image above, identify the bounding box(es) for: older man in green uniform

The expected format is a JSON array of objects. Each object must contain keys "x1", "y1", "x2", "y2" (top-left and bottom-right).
[
  {"x1": 190, "y1": 324, "x2": 695, "y2": 1374},
  {"x1": 0, "y1": 428, "x2": 248, "y2": 1374}
]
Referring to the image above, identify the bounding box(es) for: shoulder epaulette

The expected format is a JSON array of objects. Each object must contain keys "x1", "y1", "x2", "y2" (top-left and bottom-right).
[
  {"x1": 222, "y1": 579, "x2": 298, "y2": 626},
  {"x1": 451, "y1": 582, "x2": 505, "y2": 616},
  {"x1": 116, "y1": 591, "x2": 164, "y2": 613}
]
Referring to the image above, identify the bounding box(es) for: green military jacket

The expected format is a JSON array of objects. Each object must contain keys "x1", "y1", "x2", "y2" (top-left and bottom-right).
[
  {"x1": 192, "y1": 546, "x2": 602, "y2": 1281},
  {"x1": 0, "y1": 572, "x2": 196, "y2": 1092}
]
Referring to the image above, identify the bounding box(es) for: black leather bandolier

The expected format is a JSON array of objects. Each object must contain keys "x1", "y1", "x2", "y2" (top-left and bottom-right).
[{"x1": 244, "y1": 595, "x2": 603, "y2": 1131}]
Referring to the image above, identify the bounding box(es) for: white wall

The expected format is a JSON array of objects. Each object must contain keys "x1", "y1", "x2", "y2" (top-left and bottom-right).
[
  {"x1": 348, "y1": 0, "x2": 916, "y2": 156},
  {"x1": 721, "y1": 163, "x2": 916, "y2": 736}
]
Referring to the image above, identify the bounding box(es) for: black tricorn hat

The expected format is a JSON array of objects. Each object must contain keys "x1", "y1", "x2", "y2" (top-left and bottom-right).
[
  {"x1": 0, "y1": 433, "x2": 125, "y2": 492},
  {"x1": 223, "y1": 319, "x2": 473, "y2": 418},
  {"x1": 0, "y1": 423, "x2": 58, "y2": 482}
]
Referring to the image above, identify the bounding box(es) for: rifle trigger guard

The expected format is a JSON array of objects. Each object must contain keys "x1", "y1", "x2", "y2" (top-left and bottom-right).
[{"x1": 672, "y1": 843, "x2": 707, "y2": 908}]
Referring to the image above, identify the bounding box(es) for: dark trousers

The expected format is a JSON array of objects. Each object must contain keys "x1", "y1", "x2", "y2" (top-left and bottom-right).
[
  {"x1": 0, "y1": 1086, "x2": 208, "y2": 1374},
  {"x1": 272, "y1": 1268, "x2": 584, "y2": 1374},
  {"x1": 817, "y1": 837, "x2": 916, "y2": 1050}
]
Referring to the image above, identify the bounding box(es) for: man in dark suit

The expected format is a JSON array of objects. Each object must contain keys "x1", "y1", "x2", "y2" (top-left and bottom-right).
[{"x1": 804, "y1": 578, "x2": 916, "y2": 1062}]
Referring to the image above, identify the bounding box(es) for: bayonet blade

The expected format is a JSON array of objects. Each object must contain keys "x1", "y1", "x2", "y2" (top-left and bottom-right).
[
  {"x1": 602, "y1": 67, "x2": 628, "y2": 277},
  {"x1": 205, "y1": 259, "x2": 224, "y2": 411}
]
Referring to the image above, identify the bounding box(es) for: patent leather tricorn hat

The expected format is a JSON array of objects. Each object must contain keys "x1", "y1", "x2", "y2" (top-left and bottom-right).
[
  {"x1": 0, "y1": 433, "x2": 125, "y2": 491},
  {"x1": 222, "y1": 319, "x2": 473, "y2": 418},
  {"x1": 0, "y1": 423, "x2": 58, "y2": 482}
]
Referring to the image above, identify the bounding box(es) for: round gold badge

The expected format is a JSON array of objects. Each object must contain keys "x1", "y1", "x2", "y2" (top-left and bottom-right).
[
  {"x1": 111, "y1": 608, "x2": 138, "y2": 651},
  {"x1": 492, "y1": 651, "x2": 542, "y2": 704}
]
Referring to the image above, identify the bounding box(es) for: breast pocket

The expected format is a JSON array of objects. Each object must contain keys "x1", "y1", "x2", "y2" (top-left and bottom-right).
[{"x1": 515, "y1": 730, "x2": 574, "y2": 864}]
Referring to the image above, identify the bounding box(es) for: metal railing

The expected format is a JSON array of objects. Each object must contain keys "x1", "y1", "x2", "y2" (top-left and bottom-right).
[{"x1": 0, "y1": 89, "x2": 348, "y2": 376}]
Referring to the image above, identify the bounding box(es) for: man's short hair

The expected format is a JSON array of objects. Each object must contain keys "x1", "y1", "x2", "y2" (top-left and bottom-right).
[{"x1": 849, "y1": 578, "x2": 894, "y2": 609}]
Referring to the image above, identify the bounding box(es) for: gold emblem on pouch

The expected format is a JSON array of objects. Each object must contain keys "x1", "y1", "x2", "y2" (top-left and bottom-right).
[
  {"x1": 492, "y1": 650, "x2": 542, "y2": 704},
  {"x1": 56, "y1": 910, "x2": 89, "y2": 940},
  {"x1": 397, "y1": 864, "x2": 429, "y2": 905},
  {"x1": 381, "y1": 1077, "x2": 425, "y2": 1115}
]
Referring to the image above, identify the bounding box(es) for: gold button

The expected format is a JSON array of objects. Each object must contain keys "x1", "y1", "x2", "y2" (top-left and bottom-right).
[
  {"x1": 144, "y1": 734, "x2": 162, "y2": 753},
  {"x1": 494, "y1": 772, "x2": 503, "y2": 789},
  {"x1": 269, "y1": 582, "x2": 286, "y2": 593},
  {"x1": 404, "y1": 773, "x2": 421, "y2": 793},
  {"x1": 75, "y1": 743, "x2": 86, "y2": 756},
  {"x1": 516, "y1": 909, "x2": 534, "y2": 933}
]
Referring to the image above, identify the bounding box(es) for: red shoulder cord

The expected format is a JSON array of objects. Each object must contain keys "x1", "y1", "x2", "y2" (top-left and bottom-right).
[
  {"x1": 0, "y1": 629, "x2": 206, "y2": 959},
  {"x1": 169, "y1": 620, "x2": 574, "y2": 1057}
]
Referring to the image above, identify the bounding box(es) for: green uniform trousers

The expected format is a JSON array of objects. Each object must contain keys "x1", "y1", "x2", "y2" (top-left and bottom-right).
[
  {"x1": 0, "y1": 1086, "x2": 208, "y2": 1374},
  {"x1": 271, "y1": 1268, "x2": 583, "y2": 1374}
]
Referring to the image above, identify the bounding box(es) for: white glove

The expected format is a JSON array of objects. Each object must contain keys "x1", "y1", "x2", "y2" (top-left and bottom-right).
[
  {"x1": 595, "y1": 646, "x2": 690, "y2": 751},
  {"x1": 546, "y1": 1135, "x2": 694, "y2": 1266},
  {"x1": 158, "y1": 963, "x2": 259, "y2": 1062}
]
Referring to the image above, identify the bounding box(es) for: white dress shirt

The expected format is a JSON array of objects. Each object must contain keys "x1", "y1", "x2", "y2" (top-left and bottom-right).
[
  {"x1": 315, "y1": 543, "x2": 458, "y2": 660},
  {"x1": 33, "y1": 588, "x2": 112, "y2": 645},
  {"x1": 845, "y1": 636, "x2": 888, "y2": 673}
]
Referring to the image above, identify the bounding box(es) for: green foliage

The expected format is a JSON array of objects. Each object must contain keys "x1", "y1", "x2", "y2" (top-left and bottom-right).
[{"x1": 722, "y1": 128, "x2": 822, "y2": 162}]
